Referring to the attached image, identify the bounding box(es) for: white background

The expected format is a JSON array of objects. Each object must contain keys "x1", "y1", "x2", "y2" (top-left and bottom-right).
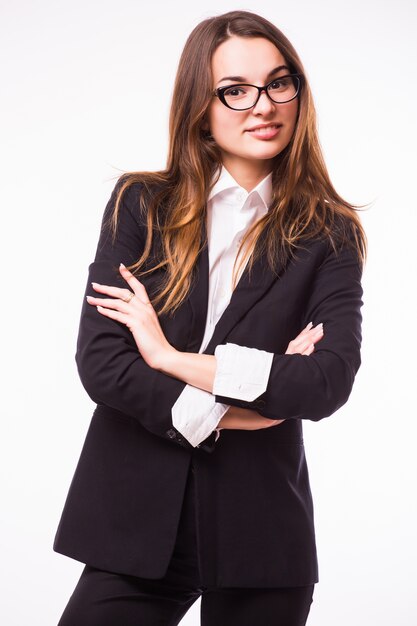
[{"x1": 1, "y1": 1, "x2": 416, "y2": 624}]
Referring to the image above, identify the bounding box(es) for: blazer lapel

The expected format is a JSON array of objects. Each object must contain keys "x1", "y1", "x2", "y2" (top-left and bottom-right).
[
  {"x1": 188, "y1": 221, "x2": 284, "y2": 355},
  {"x1": 203, "y1": 239, "x2": 282, "y2": 355},
  {"x1": 186, "y1": 221, "x2": 210, "y2": 353}
]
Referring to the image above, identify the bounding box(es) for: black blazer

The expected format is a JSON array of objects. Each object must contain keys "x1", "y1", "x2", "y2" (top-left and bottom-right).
[{"x1": 53, "y1": 180, "x2": 363, "y2": 588}]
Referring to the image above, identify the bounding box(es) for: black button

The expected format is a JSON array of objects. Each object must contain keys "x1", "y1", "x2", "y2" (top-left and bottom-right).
[{"x1": 166, "y1": 429, "x2": 177, "y2": 439}]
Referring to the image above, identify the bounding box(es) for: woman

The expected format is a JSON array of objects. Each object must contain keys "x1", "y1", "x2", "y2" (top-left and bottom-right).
[{"x1": 54, "y1": 9, "x2": 366, "y2": 625}]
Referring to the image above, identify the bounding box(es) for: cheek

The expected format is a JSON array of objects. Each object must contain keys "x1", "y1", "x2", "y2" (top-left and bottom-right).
[
  {"x1": 211, "y1": 115, "x2": 229, "y2": 136},
  {"x1": 211, "y1": 120, "x2": 237, "y2": 150},
  {"x1": 283, "y1": 101, "x2": 299, "y2": 131},
  {"x1": 208, "y1": 104, "x2": 240, "y2": 141}
]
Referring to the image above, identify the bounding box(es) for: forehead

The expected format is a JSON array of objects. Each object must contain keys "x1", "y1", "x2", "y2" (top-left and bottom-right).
[{"x1": 211, "y1": 36, "x2": 286, "y2": 81}]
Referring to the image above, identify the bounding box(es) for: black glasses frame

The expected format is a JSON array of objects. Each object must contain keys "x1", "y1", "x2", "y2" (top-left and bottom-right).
[{"x1": 213, "y1": 73, "x2": 303, "y2": 110}]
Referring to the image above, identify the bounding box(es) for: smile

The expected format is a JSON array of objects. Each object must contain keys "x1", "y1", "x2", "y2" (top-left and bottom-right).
[{"x1": 246, "y1": 124, "x2": 283, "y2": 139}]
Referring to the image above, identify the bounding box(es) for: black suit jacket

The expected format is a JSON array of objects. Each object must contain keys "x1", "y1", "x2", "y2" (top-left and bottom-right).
[{"x1": 53, "y1": 180, "x2": 363, "y2": 587}]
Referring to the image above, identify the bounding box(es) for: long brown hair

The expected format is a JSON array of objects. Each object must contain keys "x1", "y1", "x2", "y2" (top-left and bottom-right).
[{"x1": 108, "y1": 10, "x2": 367, "y2": 317}]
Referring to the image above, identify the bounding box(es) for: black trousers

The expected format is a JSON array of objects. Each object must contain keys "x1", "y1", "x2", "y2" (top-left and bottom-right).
[{"x1": 57, "y1": 464, "x2": 314, "y2": 626}]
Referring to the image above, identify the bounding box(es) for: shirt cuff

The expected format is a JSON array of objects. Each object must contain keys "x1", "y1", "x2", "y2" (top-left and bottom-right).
[
  {"x1": 212, "y1": 343, "x2": 274, "y2": 402},
  {"x1": 171, "y1": 384, "x2": 229, "y2": 448}
]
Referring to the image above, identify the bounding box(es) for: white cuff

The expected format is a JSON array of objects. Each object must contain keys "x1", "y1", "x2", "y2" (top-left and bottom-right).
[
  {"x1": 171, "y1": 384, "x2": 229, "y2": 448},
  {"x1": 212, "y1": 343, "x2": 274, "y2": 402}
]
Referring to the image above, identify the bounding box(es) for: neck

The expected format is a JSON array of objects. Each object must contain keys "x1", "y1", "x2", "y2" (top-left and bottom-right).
[{"x1": 221, "y1": 155, "x2": 273, "y2": 192}]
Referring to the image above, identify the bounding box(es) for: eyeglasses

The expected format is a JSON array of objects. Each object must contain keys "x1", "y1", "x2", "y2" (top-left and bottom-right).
[{"x1": 213, "y1": 73, "x2": 302, "y2": 111}]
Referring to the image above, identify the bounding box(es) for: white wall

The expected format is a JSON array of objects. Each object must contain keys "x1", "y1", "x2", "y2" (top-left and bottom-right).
[{"x1": 1, "y1": 1, "x2": 416, "y2": 624}]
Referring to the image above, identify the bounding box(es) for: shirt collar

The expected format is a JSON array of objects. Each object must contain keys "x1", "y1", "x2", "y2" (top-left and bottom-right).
[{"x1": 208, "y1": 165, "x2": 273, "y2": 212}]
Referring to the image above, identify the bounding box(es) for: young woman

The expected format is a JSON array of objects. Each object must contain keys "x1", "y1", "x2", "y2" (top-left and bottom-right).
[{"x1": 54, "y1": 10, "x2": 366, "y2": 626}]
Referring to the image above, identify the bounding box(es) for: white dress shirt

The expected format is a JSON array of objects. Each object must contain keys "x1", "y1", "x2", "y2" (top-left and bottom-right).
[{"x1": 171, "y1": 166, "x2": 275, "y2": 447}]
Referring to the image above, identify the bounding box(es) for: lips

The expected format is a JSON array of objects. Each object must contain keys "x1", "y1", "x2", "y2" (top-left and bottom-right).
[
  {"x1": 246, "y1": 123, "x2": 283, "y2": 133},
  {"x1": 245, "y1": 123, "x2": 283, "y2": 140}
]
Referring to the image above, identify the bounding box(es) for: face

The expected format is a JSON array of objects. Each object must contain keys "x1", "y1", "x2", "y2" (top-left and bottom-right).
[{"x1": 206, "y1": 36, "x2": 299, "y2": 185}]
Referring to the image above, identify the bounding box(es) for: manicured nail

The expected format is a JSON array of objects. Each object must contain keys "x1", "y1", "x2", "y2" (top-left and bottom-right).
[
  {"x1": 91, "y1": 282, "x2": 100, "y2": 287},
  {"x1": 306, "y1": 322, "x2": 313, "y2": 330},
  {"x1": 119, "y1": 263, "x2": 125, "y2": 268}
]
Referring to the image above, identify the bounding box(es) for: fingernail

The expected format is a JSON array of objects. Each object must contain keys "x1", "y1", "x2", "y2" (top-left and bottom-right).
[
  {"x1": 306, "y1": 321, "x2": 313, "y2": 330},
  {"x1": 91, "y1": 282, "x2": 100, "y2": 287},
  {"x1": 119, "y1": 263, "x2": 125, "y2": 268}
]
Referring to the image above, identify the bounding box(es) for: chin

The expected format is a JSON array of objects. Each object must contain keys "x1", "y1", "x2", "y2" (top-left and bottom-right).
[{"x1": 245, "y1": 146, "x2": 285, "y2": 161}]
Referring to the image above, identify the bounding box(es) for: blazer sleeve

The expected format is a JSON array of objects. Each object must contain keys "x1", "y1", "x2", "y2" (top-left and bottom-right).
[
  {"x1": 214, "y1": 232, "x2": 364, "y2": 422},
  {"x1": 75, "y1": 179, "x2": 195, "y2": 451}
]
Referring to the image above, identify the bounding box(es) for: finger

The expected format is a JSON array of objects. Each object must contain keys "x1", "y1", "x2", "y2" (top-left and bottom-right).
[
  {"x1": 298, "y1": 327, "x2": 323, "y2": 350},
  {"x1": 301, "y1": 321, "x2": 323, "y2": 334},
  {"x1": 293, "y1": 322, "x2": 313, "y2": 342},
  {"x1": 86, "y1": 295, "x2": 130, "y2": 312},
  {"x1": 289, "y1": 323, "x2": 323, "y2": 349},
  {"x1": 302, "y1": 343, "x2": 315, "y2": 356},
  {"x1": 305, "y1": 323, "x2": 323, "y2": 336},
  {"x1": 302, "y1": 324, "x2": 324, "y2": 345},
  {"x1": 96, "y1": 305, "x2": 130, "y2": 325},
  {"x1": 119, "y1": 263, "x2": 151, "y2": 304},
  {"x1": 310, "y1": 324, "x2": 324, "y2": 343},
  {"x1": 286, "y1": 332, "x2": 319, "y2": 354},
  {"x1": 91, "y1": 281, "x2": 151, "y2": 308},
  {"x1": 91, "y1": 282, "x2": 135, "y2": 301}
]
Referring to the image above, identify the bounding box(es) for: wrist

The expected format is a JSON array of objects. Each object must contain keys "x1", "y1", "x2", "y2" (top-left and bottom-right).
[{"x1": 155, "y1": 346, "x2": 182, "y2": 375}]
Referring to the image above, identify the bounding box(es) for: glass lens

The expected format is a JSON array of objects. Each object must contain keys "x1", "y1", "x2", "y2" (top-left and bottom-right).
[
  {"x1": 267, "y1": 75, "x2": 299, "y2": 103},
  {"x1": 222, "y1": 85, "x2": 260, "y2": 109}
]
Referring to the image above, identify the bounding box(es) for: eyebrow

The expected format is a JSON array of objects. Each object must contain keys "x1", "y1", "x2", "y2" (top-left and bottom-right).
[{"x1": 217, "y1": 65, "x2": 290, "y2": 84}]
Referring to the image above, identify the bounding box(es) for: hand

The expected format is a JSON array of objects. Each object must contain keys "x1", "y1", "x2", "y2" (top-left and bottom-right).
[
  {"x1": 217, "y1": 321, "x2": 325, "y2": 431},
  {"x1": 217, "y1": 405, "x2": 283, "y2": 431},
  {"x1": 285, "y1": 321, "x2": 323, "y2": 355},
  {"x1": 86, "y1": 263, "x2": 175, "y2": 369}
]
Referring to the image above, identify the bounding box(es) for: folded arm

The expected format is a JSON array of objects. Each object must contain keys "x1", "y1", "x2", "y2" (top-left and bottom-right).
[
  {"x1": 168, "y1": 345, "x2": 275, "y2": 447},
  {"x1": 213, "y1": 238, "x2": 364, "y2": 421},
  {"x1": 166, "y1": 322, "x2": 325, "y2": 444},
  {"x1": 75, "y1": 180, "x2": 195, "y2": 450},
  {"x1": 162, "y1": 234, "x2": 363, "y2": 423}
]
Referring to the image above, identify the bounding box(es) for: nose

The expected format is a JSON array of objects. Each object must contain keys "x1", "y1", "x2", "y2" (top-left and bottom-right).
[{"x1": 252, "y1": 89, "x2": 275, "y2": 115}]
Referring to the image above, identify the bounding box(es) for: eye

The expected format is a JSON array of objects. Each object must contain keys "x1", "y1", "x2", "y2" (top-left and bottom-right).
[
  {"x1": 268, "y1": 76, "x2": 292, "y2": 91},
  {"x1": 223, "y1": 85, "x2": 248, "y2": 98}
]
